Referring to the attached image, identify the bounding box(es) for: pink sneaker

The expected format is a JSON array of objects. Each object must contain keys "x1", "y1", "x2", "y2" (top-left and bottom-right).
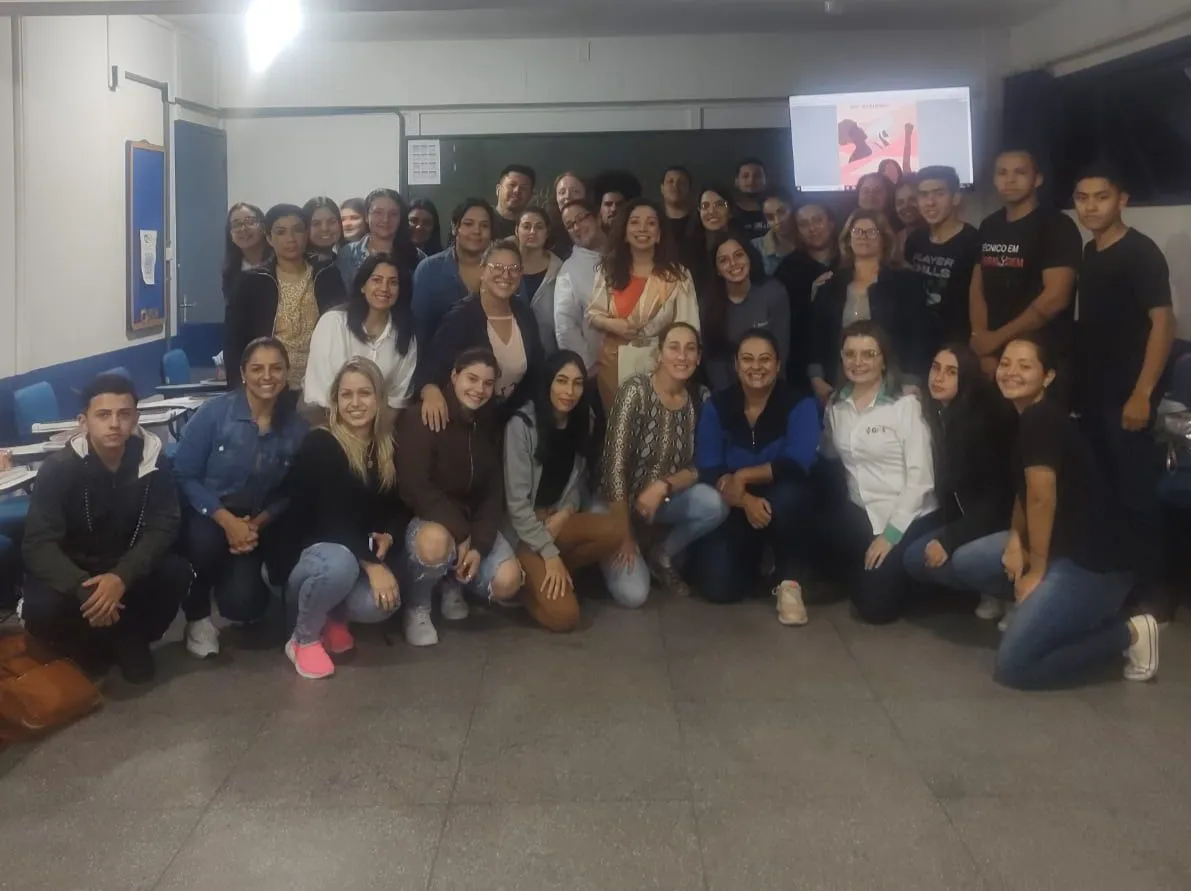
[
  {"x1": 285, "y1": 638, "x2": 335, "y2": 679},
  {"x1": 321, "y1": 618, "x2": 355, "y2": 655}
]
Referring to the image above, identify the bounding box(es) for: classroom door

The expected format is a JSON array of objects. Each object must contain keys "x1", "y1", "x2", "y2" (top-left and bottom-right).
[{"x1": 174, "y1": 120, "x2": 229, "y2": 369}]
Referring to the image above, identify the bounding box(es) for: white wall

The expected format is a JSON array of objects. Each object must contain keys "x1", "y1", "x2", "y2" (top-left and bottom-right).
[
  {"x1": 0, "y1": 19, "x2": 16, "y2": 380},
  {"x1": 6, "y1": 15, "x2": 219, "y2": 375},
  {"x1": 225, "y1": 113, "x2": 402, "y2": 210},
  {"x1": 1011, "y1": 0, "x2": 1191, "y2": 335}
]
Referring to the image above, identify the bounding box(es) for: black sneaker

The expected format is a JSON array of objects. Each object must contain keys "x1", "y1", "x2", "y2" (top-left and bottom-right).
[{"x1": 114, "y1": 637, "x2": 156, "y2": 685}]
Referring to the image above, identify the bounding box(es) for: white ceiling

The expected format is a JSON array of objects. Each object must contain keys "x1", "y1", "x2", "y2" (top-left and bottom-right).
[{"x1": 169, "y1": 0, "x2": 1065, "y2": 42}]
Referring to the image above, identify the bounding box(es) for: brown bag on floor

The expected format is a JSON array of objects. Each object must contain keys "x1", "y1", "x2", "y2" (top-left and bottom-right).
[{"x1": 0, "y1": 632, "x2": 102, "y2": 743}]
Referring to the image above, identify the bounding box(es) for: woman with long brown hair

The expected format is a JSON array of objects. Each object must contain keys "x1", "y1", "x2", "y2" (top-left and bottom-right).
[{"x1": 586, "y1": 198, "x2": 698, "y2": 410}]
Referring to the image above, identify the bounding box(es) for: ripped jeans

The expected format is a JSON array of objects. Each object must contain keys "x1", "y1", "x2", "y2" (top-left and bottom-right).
[{"x1": 403, "y1": 519, "x2": 518, "y2": 608}]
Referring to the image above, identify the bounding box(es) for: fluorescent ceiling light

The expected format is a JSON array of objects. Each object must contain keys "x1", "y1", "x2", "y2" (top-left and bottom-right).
[{"x1": 246, "y1": 0, "x2": 303, "y2": 73}]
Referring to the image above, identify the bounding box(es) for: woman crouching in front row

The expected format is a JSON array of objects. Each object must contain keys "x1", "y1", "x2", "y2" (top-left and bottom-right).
[
  {"x1": 278, "y1": 357, "x2": 408, "y2": 679},
  {"x1": 396, "y1": 348, "x2": 524, "y2": 646}
]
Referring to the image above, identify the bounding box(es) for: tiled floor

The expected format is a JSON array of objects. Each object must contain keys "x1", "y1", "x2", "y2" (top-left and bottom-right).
[{"x1": 3, "y1": 591, "x2": 1190, "y2": 891}]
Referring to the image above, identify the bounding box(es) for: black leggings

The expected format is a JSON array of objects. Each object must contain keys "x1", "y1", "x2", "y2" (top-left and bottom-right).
[
  {"x1": 819, "y1": 500, "x2": 941, "y2": 625},
  {"x1": 180, "y1": 511, "x2": 274, "y2": 623}
]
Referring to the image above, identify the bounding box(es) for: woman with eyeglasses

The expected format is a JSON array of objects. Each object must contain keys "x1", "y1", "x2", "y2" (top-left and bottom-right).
[
  {"x1": 340, "y1": 198, "x2": 367, "y2": 243},
  {"x1": 821, "y1": 321, "x2": 939, "y2": 625},
  {"x1": 222, "y1": 202, "x2": 268, "y2": 302},
  {"x1": 302, "y1": 197, "x2": 343, "y2": 264},
  {"x1": 415, "y1": 238, "x2": 544, "y2": 431},
  {"x1": 516, "y1": 206, "x2": 563, "y2": 355},
  {"x1": 225, "y1": 203, "x2": 347, "y2": 390},
  {"x1": 694, "y1": 329, "x2": 819, "y2": 618},
  {"x1": 407, "y1": 198, "x2": 443, "y2": 257},
  {"x1": 412, "y1": 198, "x2": 495, "y2": 348},
  {"x1": 586, "y1": 198, "x2": 699, "y2": 411},
  {"x1": 685, "y1": 185, "x2": 737, "y2": 296},
  {"x1": 807, "y1": 209, "x2": 930, "y2": 404},
  {"x1": 702, "y1": 232, "x2": 790, "y2": 393},
  {"x1": 336, "y1": 187, "x2": 422, "y2": 291}
]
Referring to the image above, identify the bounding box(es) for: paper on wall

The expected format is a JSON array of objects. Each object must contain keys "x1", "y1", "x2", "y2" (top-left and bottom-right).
[
  {"x1": 407, "y1": 139, "x2": 441, "y2": 185},
  {"x1": 140, "y1": 229, "x2": 158, "y2": 285}
]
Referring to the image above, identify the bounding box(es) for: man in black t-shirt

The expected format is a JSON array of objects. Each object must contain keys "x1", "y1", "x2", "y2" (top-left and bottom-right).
[
  {"x1": 905, "y1": 165, "x2": 981, "y2": 346},
  {"x1": 1073, "y1": 166, "x2": 1176, "y2": 618},
  {"x1": 492, "y1": 164, "x2": 535, "y2": 239},
  {"x1": 660, "y1": 165, "x2": 693, "y2": 242},
  {"x1": 731, "y1": 157, "x2": 769, "y2": 238},
  {"x1": 970, "y1": 150, "x2": 1082, "y2": 377}
]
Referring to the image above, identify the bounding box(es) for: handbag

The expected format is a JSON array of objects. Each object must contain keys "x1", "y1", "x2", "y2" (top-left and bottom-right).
[
  {"x1": 616, "y1": 339, "x2": 658, "y2": 385},
  {"x1": 0, "y1": 632, "x2": 102, "y2": 743}
]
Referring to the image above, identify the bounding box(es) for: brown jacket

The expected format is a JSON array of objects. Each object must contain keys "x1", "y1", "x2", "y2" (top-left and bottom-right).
[{"x1": 396, "y1": 389, "x2": 504, "y2": 555}]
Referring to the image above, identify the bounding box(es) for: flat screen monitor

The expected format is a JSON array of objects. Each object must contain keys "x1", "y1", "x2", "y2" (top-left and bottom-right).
[{"x1": 788, "y1": 87, "x2": 974, "y2": 192}]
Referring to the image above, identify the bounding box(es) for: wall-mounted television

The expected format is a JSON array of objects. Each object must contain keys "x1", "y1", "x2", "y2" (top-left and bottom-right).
[{"x1": 788, "y1": 86, "x2": 975, "y2": 192}]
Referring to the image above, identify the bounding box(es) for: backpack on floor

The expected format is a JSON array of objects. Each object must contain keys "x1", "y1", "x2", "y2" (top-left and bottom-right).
[{"x1": 0, "y1": 631, "x2": 101, "y2": 743}]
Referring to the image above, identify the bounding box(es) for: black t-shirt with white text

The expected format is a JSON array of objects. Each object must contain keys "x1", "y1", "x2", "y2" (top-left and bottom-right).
[
  {"x1": 733, "y1": 206, "x2": 767, "y2": 239},
  {"x1": 978, "y1": 208, "x2": 1082, "y2": 348},
  {"x1": 1013, "y1": 397, "x2": 1128, "y2": 574},
  {"x1": 1075, "y1": 228, "x2": 1172, "y2": 413},
  {"x1": 906, "y1": 223, "x2": 981, "y2": 342}
]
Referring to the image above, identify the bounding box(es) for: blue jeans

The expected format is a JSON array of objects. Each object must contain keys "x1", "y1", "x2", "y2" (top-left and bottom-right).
[
  {"x1": 598, "y1": 483, "x2": 729, "y2": 607},
  {"x1": 692, "y1": 480, "x2": 813, "y2": 603},
  {"x1": 286, "y1": 543, "x2": 399, "y2": 645},
  {"x1": 403, "y1": 520, "x2": 518, "y2": 608},
  {"x1": 181, "y1": 511, "x2": 273, "y2": 623},
  {"x1": 903, "y1": 529, "x2": 1010, "y2": 594}
]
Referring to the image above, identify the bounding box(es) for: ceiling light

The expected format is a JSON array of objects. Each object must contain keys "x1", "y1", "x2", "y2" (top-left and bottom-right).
[
  {"x1": 245, "y1": 0, "x2": 303, "y2": 73},
  {"x1": 824, "y1": 0, "x2": 844, "y2": 14}
]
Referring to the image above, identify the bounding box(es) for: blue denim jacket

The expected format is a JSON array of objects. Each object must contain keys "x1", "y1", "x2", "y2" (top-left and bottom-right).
[
  {"x1": 172, "y1": 390, "x2": 309, "y2": 519},
  {"x1": 411, "y1": 247, "x2": 469, "y2": 350}
]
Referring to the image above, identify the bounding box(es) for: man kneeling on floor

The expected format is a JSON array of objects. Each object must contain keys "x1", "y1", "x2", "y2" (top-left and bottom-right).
[{"x1": 20, "y1": 374, "x2": 190, "y2": 683}]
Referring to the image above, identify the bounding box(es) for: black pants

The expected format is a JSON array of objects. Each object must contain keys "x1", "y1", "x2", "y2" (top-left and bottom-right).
[
  {"x1": 1080, "y1": 410, "x2": 1165, "y2": 590},
  {"x1": 21, "y1": 553, "x2": 191, "y2": 662},
  {"x1": 820, "y1": 500, "x2": 941, "y2": 625},
  {"x1": 180, "y1": 511, "x2": 273, "y2": 623},
  {"x1": 693, "y1": 480, "x2": 813, "y2": 604}
]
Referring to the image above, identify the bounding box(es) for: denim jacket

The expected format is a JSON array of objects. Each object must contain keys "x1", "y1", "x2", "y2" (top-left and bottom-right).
[{"x1": 172, "y1": 389, "x2": 309, "y2": 519}]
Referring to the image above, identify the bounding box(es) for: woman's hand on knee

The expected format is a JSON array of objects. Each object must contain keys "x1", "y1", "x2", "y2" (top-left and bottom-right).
[
  {"x1": 365, "y1": 562, "x2": 400, "y2": 611},
  {"x1": 923, "y1": 539, "x2": 949, "y2": 568},
  {"x1": 540, "y1": 556, "x2": 572, "y2": 601}
]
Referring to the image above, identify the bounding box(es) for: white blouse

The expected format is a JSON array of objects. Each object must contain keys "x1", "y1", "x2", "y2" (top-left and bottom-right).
[
  {"x1": 303, "y1": 309, "x2": 418, "y2": 410},
  {"x1": 825, "y1": 388, "x2": 936, "y2": 540}
]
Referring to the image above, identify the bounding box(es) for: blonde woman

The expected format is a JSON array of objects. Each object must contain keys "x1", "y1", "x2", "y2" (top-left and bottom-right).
[
  {"x1": 586, "y1": 198, "x2": 699, "y2": 410},
  {"x1": 278, "y1": 357, "x2": 410, "y2": 679},
  {"x1": 807, "y1": 208, "x2": 931, "y2": 403}
]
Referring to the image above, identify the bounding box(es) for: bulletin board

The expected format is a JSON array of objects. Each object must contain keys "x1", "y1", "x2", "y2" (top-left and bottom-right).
[{"x1": 126, "y1": 140, "x2": 166, "y2": 334}]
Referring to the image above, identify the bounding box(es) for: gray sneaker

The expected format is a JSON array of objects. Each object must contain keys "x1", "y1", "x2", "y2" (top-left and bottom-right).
[{"x1": 403, "y1": 605, "x2": 439, "y2": 647}]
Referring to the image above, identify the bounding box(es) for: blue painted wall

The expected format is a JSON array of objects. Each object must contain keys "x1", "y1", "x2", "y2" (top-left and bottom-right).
[{"x1": 0, "y1": 339, "x2": 169, "y2": 443}]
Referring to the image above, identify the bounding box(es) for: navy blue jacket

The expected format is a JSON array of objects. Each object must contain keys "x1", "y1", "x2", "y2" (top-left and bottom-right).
[{"x1": 695, "y1": 381, "x2": 820, "y2": 485}]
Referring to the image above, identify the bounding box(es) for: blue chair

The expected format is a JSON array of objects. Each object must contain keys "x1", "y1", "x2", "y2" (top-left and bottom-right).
[
  {"x1": 13, "y1": 381, "x2": 59, "y2": 438},
  {"x1": 162, "y1": 349, "x2": 191, "y2": 385},
  {"x1": 103, "y1": 366, "x2": 132, "y2": 380}
]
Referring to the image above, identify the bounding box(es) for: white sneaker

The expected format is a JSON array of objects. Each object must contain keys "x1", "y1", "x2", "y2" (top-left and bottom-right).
[
  {"x1": 975, "y1": 594, "x2": 1005, "y2": 621},
  {"x1": 440, "y1": 582, "x2": 470, "y2": 621},
  {"x1": 774, "y1": 581, "x2": 808, "y2": 626},
  {"x1": 403, "y1": 605, "x2": 439, "y2": 647},
  {"x1": 1124, "y1": 614, "x2": 1159, "y2": 681},
  {"x1": 184, "y1": 618, "x2": 220, "y2": 658},
  {"x1": 997, "y1": 604, "x2": 1017, "y2": 633}
]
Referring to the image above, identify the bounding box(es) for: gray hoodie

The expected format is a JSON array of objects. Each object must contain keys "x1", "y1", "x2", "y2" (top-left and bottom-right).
[
  {"x1": 553, "y1": 245, "x2": 603, "y2": 370},
  {"x1": 502, "y1": 408, "x2": 587, "y2": 559}
]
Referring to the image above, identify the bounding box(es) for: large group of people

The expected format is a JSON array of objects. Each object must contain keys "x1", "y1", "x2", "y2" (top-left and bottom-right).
[{"x1": 13, "y1": 150, "x2": 1175, "y2": 692}]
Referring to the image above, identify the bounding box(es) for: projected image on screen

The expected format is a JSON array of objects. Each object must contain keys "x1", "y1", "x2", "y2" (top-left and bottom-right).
[{"x1": 789, "y1": 87, "x2": 974, "y2": 192}]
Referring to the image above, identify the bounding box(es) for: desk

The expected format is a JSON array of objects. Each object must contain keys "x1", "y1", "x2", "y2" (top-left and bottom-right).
[
  {"x1": 0, "y1": 467, "x2": 37, "y2": 494},
  {"x1": 1, "y1": 441, "x2": 65, "y2": 461},
  {"x1": 155, "y1": 379, "x2": 227, "y2": 395}
]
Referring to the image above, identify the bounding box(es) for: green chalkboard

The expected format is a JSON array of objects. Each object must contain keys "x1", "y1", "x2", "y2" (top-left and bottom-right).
[{"x1": 406, "y1": 128, "x2": 795, "y2": 215}]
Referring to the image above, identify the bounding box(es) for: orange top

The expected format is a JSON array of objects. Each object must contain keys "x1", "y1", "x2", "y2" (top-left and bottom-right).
[{"x1": 612, "y1": 275, "x2": 647, "y2": 320}]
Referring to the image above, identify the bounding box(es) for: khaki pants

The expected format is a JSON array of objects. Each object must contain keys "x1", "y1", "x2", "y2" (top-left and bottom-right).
[{"x1": 517, "y1": 511, "x2": 624, "y2": 632}]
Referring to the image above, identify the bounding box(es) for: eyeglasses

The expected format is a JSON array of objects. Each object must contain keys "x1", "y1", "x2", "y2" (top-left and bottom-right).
[
  {"x1": 699, "y1": 200, "x2": 729, "y2": 212},
  {"x1": 841, "y1": 348, "x2": 882, "y2": 362},
  {"x1": 486, "y1": 262, "x2": 522, "y2": 277},
  {"x1": 229, "y1": 219, "x2": 261, "y2": 232},
  {"x1": 851, "y1": 227, "x2": 881, "y2": 240},
  {"x1": 563, "y1": 212, "x2": 592, "y2": 232}
]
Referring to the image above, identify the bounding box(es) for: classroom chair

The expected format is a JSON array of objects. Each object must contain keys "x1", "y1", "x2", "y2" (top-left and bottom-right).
[
  {"x1": 13, "y1": 381, "x2": 59, "y2": 439},
  {"x1": 161, "y1": 349, "x2": 191, "y2": 385}
]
